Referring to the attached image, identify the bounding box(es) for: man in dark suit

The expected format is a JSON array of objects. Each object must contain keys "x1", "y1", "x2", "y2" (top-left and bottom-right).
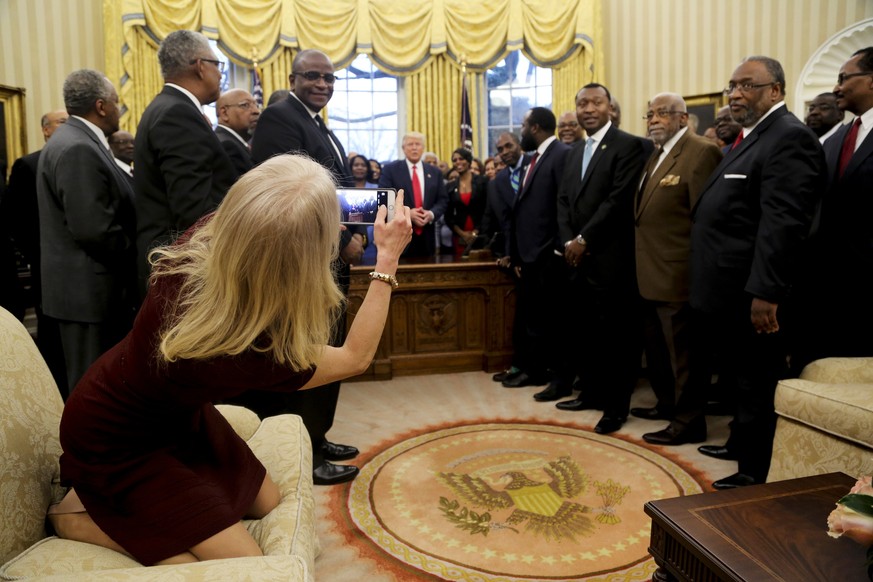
[
  {"x1": 378, "y1": 132, "x2": 448, "y2": 257},
  {"x1": 553, "y1": 84, "x2": 649, "y2": 435},
  {"x1": 37, "y1": 69, "x2": 137, "y2": 394},
  {"x1": 798, "y1": 47, "x2": 873, "y2": 367},
  {"x1": 134, "y1": 30, "x2": 237, "y2": 296},
  {"x1": 713, "y1": 105, "x2": 742, "y2": 152},
  {"x1": 805, "y1": 92, "x2": 844, "y2": 144},
  {"x1": 624, "y1": 93, "x2": 723, "y2": 444},
  {"x1": 2, "y1": 109, "x2": 69, "y2": 393},
  {"x1": 246, "y1": 48, "x2": 364, "y2": 486},
  {"x1": 109, "y1": 130, "x2": 135, "y2": 185},
  {"x1": 508, "y1": 107, "x2": 571, "y2": 400},
  {"x1": 215, "y1": 88, "x2": 260, "y2": 176},
  {"x1": 480, "y1": 132, "x2": 531, "y2": 386},
  {"x1": 690, "y1": 56, "x2": 825, "y2": 489}
]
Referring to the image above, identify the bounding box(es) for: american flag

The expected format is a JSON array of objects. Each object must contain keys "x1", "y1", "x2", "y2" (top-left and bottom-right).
[
  {"x1": 252, "y1": 66, "x2": 263, "y2": 109},
  {"x1": 460, "y1": 73, "x2": 472, "y2": 148}
]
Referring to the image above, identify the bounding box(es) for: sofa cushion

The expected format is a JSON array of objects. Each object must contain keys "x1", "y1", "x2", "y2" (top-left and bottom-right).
[
  {"x1": 774, "y1": 378, "x2": 873, "y2": 447},
  {"x1": 800, "y1": 357, "x2": 873, "y2": 384},
  {"x1": 0, "y1": 537, "x2": 139, "y2": 579}
]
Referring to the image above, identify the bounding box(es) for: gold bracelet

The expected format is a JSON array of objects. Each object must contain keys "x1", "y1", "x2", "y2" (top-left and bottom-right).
[{"x1": 368, "y1": 271, "x2": 399, "y2": 288}]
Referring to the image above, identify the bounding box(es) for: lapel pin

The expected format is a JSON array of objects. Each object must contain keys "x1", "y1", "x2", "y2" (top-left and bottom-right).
[
  {"x1": 427, "y1": 173, "x2": 432, "y2": 179},
  {"x1": 600, "y1": 144, "x2": 607, "y2": 150}
]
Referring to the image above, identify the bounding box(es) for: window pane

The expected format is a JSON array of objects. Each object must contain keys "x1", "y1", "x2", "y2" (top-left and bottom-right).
[
  {"x1": 331, "y1": 55, "x2": 398, "y2": 162},
  {"x1": 485, "y1": 51, "x2": 552, "y2": 153}
]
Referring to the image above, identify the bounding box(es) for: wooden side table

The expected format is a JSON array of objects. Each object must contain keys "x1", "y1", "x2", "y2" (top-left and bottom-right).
[{"x1": 645, "y1": 472, "x2": 869, "y2": 581}]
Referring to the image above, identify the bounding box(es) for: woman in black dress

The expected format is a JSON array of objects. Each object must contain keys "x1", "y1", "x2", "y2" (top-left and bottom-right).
[{"x1": 444, "y1": 148, "x2": 489, "y2": 256}]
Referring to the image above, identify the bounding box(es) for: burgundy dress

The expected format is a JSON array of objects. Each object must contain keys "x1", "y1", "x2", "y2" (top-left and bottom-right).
[{"x1": 58, "y1": 267, "x2": 314, "y2": 565}]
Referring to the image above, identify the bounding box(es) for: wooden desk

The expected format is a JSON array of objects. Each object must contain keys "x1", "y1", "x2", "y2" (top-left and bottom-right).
[
  {"x1": 347, "y1": 256, "x2": 515, "y2": 380},
  {"x1": 645, "y1": 473, "x2": 869, "y2": 581}
]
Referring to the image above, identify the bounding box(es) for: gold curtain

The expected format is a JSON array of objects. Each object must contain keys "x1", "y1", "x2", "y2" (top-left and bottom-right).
[
  {"x1": 405, "y1": 55, "x2": 481, "y2": 163},
  {"x1": 106, "y1": 0, "x2": 601, "y2": 150},
  {"x1": 1, "y1": 86, "x2": 27, "y2": 178}
]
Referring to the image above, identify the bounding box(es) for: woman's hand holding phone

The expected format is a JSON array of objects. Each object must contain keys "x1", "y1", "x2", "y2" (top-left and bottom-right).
[{"x1": 373, "y1": 189, "x2": 412, "y2": 265}]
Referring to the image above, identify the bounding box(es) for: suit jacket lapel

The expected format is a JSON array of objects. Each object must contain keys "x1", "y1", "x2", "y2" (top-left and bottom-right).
[
  {"x1": 637, "y1": 131, "x2": 689, "y2": 217},
  {"x1": 841, "y1": 125, "x2": 873, "y2": 179},
  {"x1": 517, "y1": 141, "x2": 555, "y2": 203},
  {"x1": 66, "y1": 117, "x2": 134, "y2": 200},
  {"x1": 576, "y1": 125, "x2": 616, "y2": 202}
]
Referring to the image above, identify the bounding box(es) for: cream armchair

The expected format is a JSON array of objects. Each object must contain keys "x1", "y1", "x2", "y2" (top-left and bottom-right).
[
  {"x1": 767, "y1": 357, "x2": 873, "y2": 482},
  {"x1": 0, "y1": 307, "x2": 317, "y2": 581}
]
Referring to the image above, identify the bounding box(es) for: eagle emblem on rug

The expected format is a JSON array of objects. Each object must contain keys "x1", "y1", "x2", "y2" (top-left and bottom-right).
[{"x1": 437, "y1": 456, "x2": 626, "y2": 542}]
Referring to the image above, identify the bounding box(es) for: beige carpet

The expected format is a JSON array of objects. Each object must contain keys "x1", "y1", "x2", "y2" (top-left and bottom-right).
[{"x1": 313, "y1": 372, "x2": 736, "y2": 581}]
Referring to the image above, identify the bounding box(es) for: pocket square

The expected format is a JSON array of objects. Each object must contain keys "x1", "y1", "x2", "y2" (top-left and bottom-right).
[
  {"x1": 659, "y1": 174, "x2": 680, "y2": 186},
  {"x1": 724, "y1": 173, "x2": 747, "y2": 179}
]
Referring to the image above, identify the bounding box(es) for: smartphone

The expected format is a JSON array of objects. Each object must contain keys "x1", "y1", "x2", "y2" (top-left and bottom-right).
[{"x1": 336, "y1": 187, "x2": 396, "y2": 224}]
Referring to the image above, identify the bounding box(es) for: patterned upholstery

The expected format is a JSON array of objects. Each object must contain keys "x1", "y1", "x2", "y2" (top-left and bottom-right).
[
  {"x1": 0, "y1": 308, "x2": 316, "y2": 581},
  {"x1": 768, "y1": 357, "x2": 873, "y2": 483}
]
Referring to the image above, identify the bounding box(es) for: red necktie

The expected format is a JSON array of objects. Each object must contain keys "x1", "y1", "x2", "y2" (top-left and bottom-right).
[
  {"x1": 838, "y1": 118, "x2": 862, "y2": 177},
  {"x1": 522, "y1": 152, "x2": 539, "y2": 188},
  {"x1": 730, "y1": 130, "x2": 744, "y2": 151},
  {"x1": 412, "y1": 164, "x2": 423, "y2": 235}
]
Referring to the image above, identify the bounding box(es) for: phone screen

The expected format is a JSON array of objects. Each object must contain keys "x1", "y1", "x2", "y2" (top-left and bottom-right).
[{"x1": 336, "y1": 188, "x2": 395, "y2": 224}]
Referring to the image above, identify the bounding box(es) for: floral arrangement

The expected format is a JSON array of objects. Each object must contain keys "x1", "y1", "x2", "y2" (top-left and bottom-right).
[{"x1": 827, "y1": 475, "x2": 873, "y2": 579}]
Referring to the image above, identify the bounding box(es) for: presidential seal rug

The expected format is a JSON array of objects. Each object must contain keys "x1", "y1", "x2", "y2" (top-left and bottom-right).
[{"x1": 335, "y1": 420, "x2": 706, "y2": 581}]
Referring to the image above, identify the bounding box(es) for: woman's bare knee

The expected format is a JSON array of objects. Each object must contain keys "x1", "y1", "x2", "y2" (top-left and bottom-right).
[
  {"x1": 246, "y1": 473, "x2": 280, "y2": 519},
  {"x1": 155, "y1": 551, "x2": 198, "y2": 565},
  {"x1": 48, "y1": 513, "x2": 130, "y2": 557},
  {"x1": 189, "y1": 522, "x2": 262, "y2": 561}
]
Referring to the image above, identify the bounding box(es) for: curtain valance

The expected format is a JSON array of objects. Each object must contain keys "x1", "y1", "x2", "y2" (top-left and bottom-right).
[{"x1": 116, "y1": 0, "x2": 601, "y2": 74}]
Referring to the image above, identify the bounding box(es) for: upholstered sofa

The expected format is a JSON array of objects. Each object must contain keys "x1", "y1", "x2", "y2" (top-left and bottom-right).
[
  {"x1": 0, "y1": 307, "x2": 317, "y2": 580},
  {"x1": 767, "y1": 357, "x2": 873, "y2": 482}
]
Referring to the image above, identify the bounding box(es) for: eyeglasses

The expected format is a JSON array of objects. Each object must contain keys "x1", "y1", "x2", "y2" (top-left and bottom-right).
[
  {"x1": 109, "y1": 138, "x2": 135, "y2": 145},
  {"x1": 714, "y1": 116, "x2": 734, "y2": 124},
  {"x1": 190, "y1": 58, "x2": 225, "y2": 72},
  {"x1": 227, "y1": 101, "x2": 258, "y2": 111},
  {"x1": 293, "y1": 71, "x2": 337, "y2": 84},
  {"x1": 836, "y1": 71, "x2": 873, "y2": 85},
  {"x1": 643, "y1": 110, "x2": 685, "y2": 121},
  {"x1": 557, "y1": 121, "x2": 580, "y2": 128},
  {"x1": 723, "y1": 82, "x2": 774, "y2": 95}
]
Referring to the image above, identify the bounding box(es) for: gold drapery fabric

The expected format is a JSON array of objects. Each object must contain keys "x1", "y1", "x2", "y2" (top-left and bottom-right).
[
  {"x1": 105, "y1": 0, "x2": 602, "y2": 150},
  {"x1": 551, "y1": 47, "x2": 594, "y2": 122},
  {"x1": 405, "y1": 55, "x2": 481, "y2": 163}
]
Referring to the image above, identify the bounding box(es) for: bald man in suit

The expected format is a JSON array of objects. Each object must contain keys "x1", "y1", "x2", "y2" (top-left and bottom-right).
[{"x1": 629, "y1": 93, "x2": 723, "y2": 445}]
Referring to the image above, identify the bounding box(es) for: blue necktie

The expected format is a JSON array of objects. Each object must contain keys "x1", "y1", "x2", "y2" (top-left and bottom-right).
[
  {"x1": 510, "y1": 166, "x2": 522, "y2": 194},
  {"x1": 580, "y1": 137, "x2": 595, "y2": 180}
]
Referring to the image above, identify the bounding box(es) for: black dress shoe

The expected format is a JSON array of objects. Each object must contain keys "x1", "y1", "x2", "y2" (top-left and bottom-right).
[
  {"x1": 630, "y1": 407, "x2": 672, "y2": 421},
  {"x1": 712, "y1": 472, "x2": 757, "y2": 490},
  {"x1": 642, "y1": 422, "x2": 706, "y2": 446},
  {"x1": 313, "y1": 461, "x2": 359, "y2": 486},
  {"x1": 533, "y1": 383, "x2": 572, "y2": 402},
  {"x1": 322, "y1": 441, "x2": 359, "y2": 461},
  {"x1": 698, "y1": 445, "x2": 738, "y2": 460},
  {"x1": 492, "y1": 368, "x2": 519, "y2": 382},
  {"x1": 594, "y1": 415, "x2": 626, "y2": 435},
  {"x1": 502, "y1": 372, "x2": 547, "y2": 388},
  {"x1": 555, "y1": 397, "x2": 601, "y2": 411}
]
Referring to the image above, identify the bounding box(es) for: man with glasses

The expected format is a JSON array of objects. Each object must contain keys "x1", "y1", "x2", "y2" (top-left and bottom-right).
[
  {"x1": 247, "y1": 49, "x2": 364, "y2": 487},
  {"x1": 628, "y1": 93, "x2": 722, "y2": 444},
  {"x1": 713, "y1": 105, "x2": 742, "y2": 152},
  {"x1": 134, "y1": 30, "x2": 237, "y2": 298},
  {"x1": 690, "y1": 56, "x2": 825, "y2": 490},
  {"x1": 805, "y1": 92, "x2": 845, "y2": 144},
  {"x1": 215, "y1": 88, "x2": 260, "y2": 175},
  {"x1": 797, "y1": 47, "x2": 873, "y2": 370}
]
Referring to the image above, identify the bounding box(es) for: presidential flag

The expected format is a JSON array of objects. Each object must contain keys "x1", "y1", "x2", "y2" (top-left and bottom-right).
[
  {"x1": 460, "y1": 73, "x2": 472, "y2": 148},
  {"x1": 252, "y1": 66, "x2": 263, "y2": 109}
]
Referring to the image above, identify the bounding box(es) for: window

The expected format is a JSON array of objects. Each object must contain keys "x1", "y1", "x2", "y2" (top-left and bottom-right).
[
  {"x1": 485, "y1": 51, "x2": 552, "y2": 154},
  {"x1": 330, "y1": 54, "x2": 399, "y2": 164}
]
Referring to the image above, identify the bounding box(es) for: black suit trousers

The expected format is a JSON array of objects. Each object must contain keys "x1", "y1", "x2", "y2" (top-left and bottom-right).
[
  {"x1": 567, "y1": 275, "x2": 642, "y2": 417},
  {"x1": 675, "y1": 300, "x2": 789, "y2": 481},
  {"x1": 516, "y1": 253, "x2": 569, "y2": 381}
]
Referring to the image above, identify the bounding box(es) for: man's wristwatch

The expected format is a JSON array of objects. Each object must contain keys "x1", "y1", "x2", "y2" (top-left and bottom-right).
[{"x1": 574, "y1": 234, "x2": 587, "y2": 247}]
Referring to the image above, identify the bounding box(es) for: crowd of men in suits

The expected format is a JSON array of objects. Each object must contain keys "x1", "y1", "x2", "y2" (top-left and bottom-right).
[{"x1": 1, "y1": 30, "x2": 871, "y2": 491}]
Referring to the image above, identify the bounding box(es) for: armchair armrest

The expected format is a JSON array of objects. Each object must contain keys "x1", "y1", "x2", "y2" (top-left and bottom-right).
[{"x1": 799, "y1": 357, "x2": 873, "y2": 384}]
